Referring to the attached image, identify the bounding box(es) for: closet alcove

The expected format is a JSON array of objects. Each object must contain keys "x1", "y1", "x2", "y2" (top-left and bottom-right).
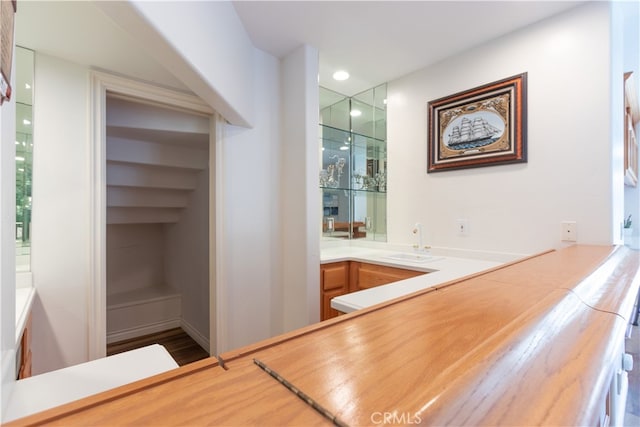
[{"x1": 105, "y1": 94, "x2": 210, "y2": 352}]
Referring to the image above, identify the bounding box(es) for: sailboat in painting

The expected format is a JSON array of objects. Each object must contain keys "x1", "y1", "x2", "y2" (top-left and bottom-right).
[{"x1": 447, "y1": 116, "x2": 502, "y2": 149}]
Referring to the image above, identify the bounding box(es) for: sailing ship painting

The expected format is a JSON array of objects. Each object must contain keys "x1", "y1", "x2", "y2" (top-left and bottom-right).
[
  {"x1": 444, "y1": 112, "x2": 505, "y2": 150},
  {"x1": 428, "y1": 73, "x2": 526, "y2": 172}
]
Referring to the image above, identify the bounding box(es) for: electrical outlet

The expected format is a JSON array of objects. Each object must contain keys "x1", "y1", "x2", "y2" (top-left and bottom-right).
[
  {"x1": 561, "y1": 221, "x2": 577, "y2": 242},
  {"x1": 457, "y1": 219, "x2": 469, "y2": 236}
]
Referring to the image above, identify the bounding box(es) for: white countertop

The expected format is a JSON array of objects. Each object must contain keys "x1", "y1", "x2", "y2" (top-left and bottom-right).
[
  {"x1": 323, "y1": 245, "x2": 513, "y2": 314},
  {"x1": 4, "y1": 344, "x2": 178, "y2": 423},
  {"x1": 16, "y1": 287, "x2": 35, "y2": 346}
]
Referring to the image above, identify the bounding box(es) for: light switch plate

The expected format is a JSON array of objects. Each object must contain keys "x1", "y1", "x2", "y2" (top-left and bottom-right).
[
  {"x1": 561, "y1": 221, "x2": 577, "y2": 242},
  {"x1": 457, "y1": 219, "x2": 469, "y2": 236}
]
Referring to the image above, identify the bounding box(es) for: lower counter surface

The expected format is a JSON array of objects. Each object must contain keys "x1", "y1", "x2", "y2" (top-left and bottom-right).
[{"x1": 8, "y1": 245, "x2": 640, "y2": 426}]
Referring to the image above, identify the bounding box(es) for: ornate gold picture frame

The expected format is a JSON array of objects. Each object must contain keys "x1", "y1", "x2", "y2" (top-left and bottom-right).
[{"x1": 428, "y1": 73, "x2": 527, "y2": 172}]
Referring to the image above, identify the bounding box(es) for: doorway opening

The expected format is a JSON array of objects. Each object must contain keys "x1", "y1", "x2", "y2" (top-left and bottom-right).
[
  {"x1": 89, "y1": 72, "x2": 216, "y2": 360},
  {"x1": 104, "y1": 93, "x2": 210, "y2": 359}
]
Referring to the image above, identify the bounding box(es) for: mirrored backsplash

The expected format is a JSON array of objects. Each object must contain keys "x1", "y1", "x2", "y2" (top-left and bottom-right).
[{"x1": 319, "y1": 84, "x2": 387, "y2": 242}]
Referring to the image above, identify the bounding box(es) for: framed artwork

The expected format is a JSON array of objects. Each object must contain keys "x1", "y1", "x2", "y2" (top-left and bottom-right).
[{"x1": 427, "y1": 73, "x2": 527, "y2": 172}]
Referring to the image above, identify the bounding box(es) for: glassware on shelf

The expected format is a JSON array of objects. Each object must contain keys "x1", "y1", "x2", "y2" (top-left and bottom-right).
[
  {"x1": 376, "y1": 171, "x2": 386, "y2": 192},
  {"x1": 353, "y1": 170, "x2": 366, "y2": 190},
  {"x1": 326, "y1": 217, "x2": 334, "y2": 232},
  {"x1": 320, "y1": 155, "x2": 347, "y2": 188},
  {"x1": 319, "y1": 169, "x2": 328, "y2": 187}
]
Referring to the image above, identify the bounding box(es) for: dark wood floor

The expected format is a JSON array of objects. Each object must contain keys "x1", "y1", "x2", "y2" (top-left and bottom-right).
[{"x1": 107, "y1": 328, "x2": 210, "y2": 366}]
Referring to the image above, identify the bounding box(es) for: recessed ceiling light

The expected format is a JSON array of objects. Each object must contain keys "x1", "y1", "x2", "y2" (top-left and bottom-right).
[
  {"x1": 333, "y1": 70, "x2": 349, "y2": 81},
  {"x1": 339, "y1": 146, "x2": 349, "y2": 151},
  {"x1": 25, "y1": 83, "x2": 31, "y2": 90},
  {"x1": 15, "y1": 156, "x2": 24, "y2": 162},
  {"x1": 350, "y1": 109, "x2": 362, "y2": 117},
  {"x1": 23, "y1": 119, "x2": 31, "y2": 125}
]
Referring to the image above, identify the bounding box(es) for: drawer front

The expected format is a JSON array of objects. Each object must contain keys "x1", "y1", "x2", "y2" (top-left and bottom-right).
[
  {"x1": 357, "y1": 263, "x2": 424, "y2": 290},
  {"x1": 322, "y1": 262, "x2": 349, "y2": 291}
]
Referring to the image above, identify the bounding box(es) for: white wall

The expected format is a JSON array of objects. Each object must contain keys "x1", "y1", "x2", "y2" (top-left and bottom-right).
[
  {"x1": 165, "y1": 167, "x2": 209, "y2": 347},
  {"x1": 387, "y1": 2, "x2": 615, "y2": 255},
  {"x1": 210, "y1": 46, "x2": 320, "y2": 352},
  {"x1": 280, "y1": 45, "x2": 320, "y2": 332},
  {"x1": 107, "y1": 224, "x2": 166, "y2": 297},
  {"x1": 217, "y1": 48, "x2": 282, "y2": 352},
  {"x1": 30, "y1": 53, "x2": 90, "y2": 374}
]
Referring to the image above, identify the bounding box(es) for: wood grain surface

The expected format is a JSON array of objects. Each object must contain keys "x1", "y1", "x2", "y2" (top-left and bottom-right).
[{"x1": 8, "y1": 245, "x2": 640, "y2": 426}]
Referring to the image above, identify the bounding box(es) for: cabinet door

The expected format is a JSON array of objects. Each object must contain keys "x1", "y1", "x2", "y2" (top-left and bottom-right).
[
  {"x1": 322, "y1": 288, "x2": 346, "y2": 320},
  {"x1": 353, "y1": 262, "x2": 424, "y2": 291},
  {"x1": 322, "y1": 262, "x2": 349, "y2": 291},
  {"x1": 18, "y1": 313, "x2": 32, "y2": 379},
  {"x1": 321, "y1": 262, "x2": 350, "y2": 320}
]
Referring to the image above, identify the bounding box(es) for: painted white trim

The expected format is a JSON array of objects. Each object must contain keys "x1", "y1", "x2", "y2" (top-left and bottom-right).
[
  {"x1": 88, "y1": 72, "x2": 107, "y2": 360},
  {"x1": 90, "y1": 71, "x2": 213, "y2": 117},
  {"x1": 180, "y1": 318, "x2": 210, "y2": 354},
  {"x1": 106, "y1": 319, "x2": 182, "y2": 345},
  {"x1": 89, "y1": 70, "x2": 216, "y2": 360},
  {"x1": 213, "y1": 114, "x2": 226, "y2": 355}
]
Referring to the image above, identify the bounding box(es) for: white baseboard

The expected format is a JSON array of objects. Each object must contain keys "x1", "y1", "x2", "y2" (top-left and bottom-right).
[
  {"x1": 106, "y1": 319, "x2": 181, "y2": 344},
  {"x1": 180, "y1": 319, "x2": 210, "y2": 354}
]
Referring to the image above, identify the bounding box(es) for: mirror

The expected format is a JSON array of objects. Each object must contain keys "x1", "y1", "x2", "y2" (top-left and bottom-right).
[
  {"x1": 319, "y1": 84, "x2": 387, "y2": 241},
  {"x1": 16, "y1": 46, "x2": 34, "y2": 273}
]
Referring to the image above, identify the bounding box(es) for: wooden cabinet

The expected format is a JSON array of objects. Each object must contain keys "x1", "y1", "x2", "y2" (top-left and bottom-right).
[
  {"x1": 320, "y1": 262, "x2": 350, "y2": 320},
  {"x1": 18, "y1": 313, "x2": 32, "y2": 379},
  {"x1": 321, "y1": 261, "x2": 426, "y2": 320},
  {"x1": 351, "y1": 261, "x2": 424, "y2": 291}
]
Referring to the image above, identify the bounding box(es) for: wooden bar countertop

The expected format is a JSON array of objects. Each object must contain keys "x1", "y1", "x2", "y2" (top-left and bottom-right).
[{"x1": 8, "y1": 245, "x2": 640, "y2": 426}]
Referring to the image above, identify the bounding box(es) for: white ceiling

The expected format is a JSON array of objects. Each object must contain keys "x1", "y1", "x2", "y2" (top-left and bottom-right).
[
  {"x1": 15, "y1": 1, "x2": 584, "y2": 100},
  {"x1": 233, "y1": 1, "x2": 584, "y2": 96}
]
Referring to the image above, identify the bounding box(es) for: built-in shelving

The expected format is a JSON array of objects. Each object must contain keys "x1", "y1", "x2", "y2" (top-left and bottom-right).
[
  {"x1": 105, "y1": 96, "x2": 209, "y2": 225},
  {"x1": 105, "y1": 95, "x2": 210, "y2": 346},
  {"x1": 319, "y1": 84, "x2": 387, "y2": 241}
]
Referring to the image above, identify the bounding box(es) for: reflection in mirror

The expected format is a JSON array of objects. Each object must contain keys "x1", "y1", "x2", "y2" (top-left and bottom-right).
[
  {"x1": 319, "y1": 84, "x2": 387, "y2": 242},
  {"x1": 16, "y1": 47, "x2": 34, "y2": 273}
]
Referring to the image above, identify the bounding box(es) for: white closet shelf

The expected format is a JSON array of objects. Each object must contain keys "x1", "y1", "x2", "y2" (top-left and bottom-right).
[{"x1": 107, "y1": 284, "x2": 180, "y2": 308}]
